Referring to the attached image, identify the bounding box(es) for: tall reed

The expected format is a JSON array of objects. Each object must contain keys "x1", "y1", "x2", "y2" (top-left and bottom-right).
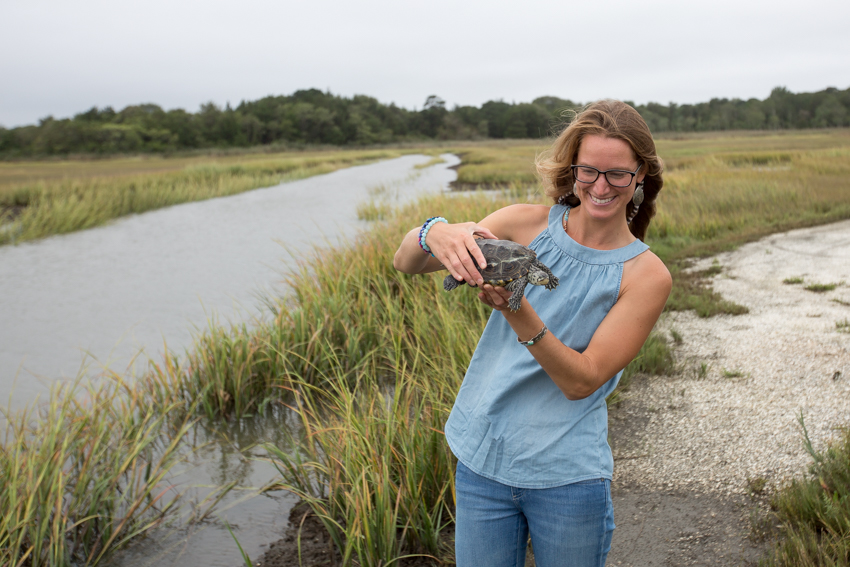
[
  {"x1": 0, "y1": 377, "x2": 195, "y2": 566},
  {"x1": 266, "y1": 354, "x2": 457, "y2": 565}
]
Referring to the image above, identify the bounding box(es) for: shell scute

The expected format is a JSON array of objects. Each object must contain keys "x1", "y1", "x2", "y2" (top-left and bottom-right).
[{"x1": 475, "y1": 240, "x2": 538, "y2": 284}]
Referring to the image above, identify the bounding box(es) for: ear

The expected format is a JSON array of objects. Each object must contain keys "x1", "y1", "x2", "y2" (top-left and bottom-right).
[{"x1": 637, "y1": 165, "x2": 647, "y2": 185}]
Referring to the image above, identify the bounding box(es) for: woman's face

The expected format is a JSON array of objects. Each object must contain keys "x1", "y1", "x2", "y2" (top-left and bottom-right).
[{"x1": 574, "y1": 134, "x2": 646, "y2": 223}]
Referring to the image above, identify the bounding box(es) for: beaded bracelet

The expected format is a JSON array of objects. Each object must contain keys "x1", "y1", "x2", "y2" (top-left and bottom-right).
[
  {"x1": 517, "y1": 325, "x2": 548, "y2": 347},
  {"x1": 418, "y1": 216, "x2": 447, "y2": 257}
]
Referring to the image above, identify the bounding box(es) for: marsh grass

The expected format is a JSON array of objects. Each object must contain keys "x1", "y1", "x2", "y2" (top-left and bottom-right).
[
  {"x1": 805, "y1": 282, "x2": 839, "y2": 293},
  {"x1": 413, "y1": 156, "x2": 447, "y2": 169},
  {"x1": 449, "y1": 141, "x2": 545, "y2": 188},
  {"x1": 669, "y1": 328, "x2": 684, "y2": 344},
  {"x1": 265, "y1": 364, "x2": 455, "y2": 565},
  {"x1": 0, "y1": 149, "x2": 406, "y2": 244},
  {"x1": 666, "y1": 266, "x2": 750, "y2": 317},
  {"x1": 0, "y1": 377, "x2": 196, "y2": 566},
  {"x1": 356, "y1": 200, "x2": 392, "y2": 221},
  {"x1": 760, "y1": 416, "x2": 850, "y2": 566}
]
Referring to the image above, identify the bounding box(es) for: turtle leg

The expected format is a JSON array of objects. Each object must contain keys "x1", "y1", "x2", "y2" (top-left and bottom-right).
[
  {"x1": 540, "y1": 264, "x2": 559, "y2": 291},
  {"x1": 505, "y1": 277, "x2": 528, "y2": 312},
  {"x1": 443, "y1": 274, "x2": 463, "y2": 291}
]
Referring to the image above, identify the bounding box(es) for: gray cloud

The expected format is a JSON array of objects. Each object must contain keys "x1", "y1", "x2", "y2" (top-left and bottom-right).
[{"x1": 2, "y1": 0, "x2": 848, "y2": 127}]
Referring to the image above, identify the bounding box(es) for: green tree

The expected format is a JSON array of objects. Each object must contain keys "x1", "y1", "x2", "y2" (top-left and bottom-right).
[
  {"x1": 480, "y1": 100, "x2": 512, "y2": 138},
  {"x1": 418, "y1": 95, "x2": 448, "y2": 138},
  {"x1": 814, "y1": 94, "x2": 848, "y2": 127},
  {"x1": 504, "y1": 103, "x2": 551, "y2": 138}
]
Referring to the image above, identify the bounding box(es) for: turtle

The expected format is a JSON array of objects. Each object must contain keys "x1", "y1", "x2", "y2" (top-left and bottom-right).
[{"x1": 442, "y1": 239, "x2": 559, "y2": 312}]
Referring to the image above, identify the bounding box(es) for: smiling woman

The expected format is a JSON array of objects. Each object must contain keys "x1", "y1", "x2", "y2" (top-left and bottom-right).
[
  {"x1": 537, "y1": 100, "x2": 665, "y2": 243},
  {"x1": 572, "y1": 136, "x2": 646, "y2": 228},
  {"x1": 393, "y1": 99, "x2": 672, "y2": 566}
]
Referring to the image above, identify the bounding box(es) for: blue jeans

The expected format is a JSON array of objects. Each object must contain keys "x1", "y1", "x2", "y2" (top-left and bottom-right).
[{"x1": 454, "y1": 461, "x2": 615, "y2": 567}]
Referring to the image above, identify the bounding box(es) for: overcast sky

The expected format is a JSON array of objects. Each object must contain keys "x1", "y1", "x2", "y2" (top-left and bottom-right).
[{"x1": 2, "y1": 0, "x2": 849, "y2": 128}]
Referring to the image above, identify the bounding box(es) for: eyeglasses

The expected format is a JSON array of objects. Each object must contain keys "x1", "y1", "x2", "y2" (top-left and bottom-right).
[{"x1": 571, "y1": 163, "x2": 642, "y2": 188}]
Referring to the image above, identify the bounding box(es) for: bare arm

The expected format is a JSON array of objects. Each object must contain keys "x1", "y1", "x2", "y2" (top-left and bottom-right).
[
  {"x1": 392, "y1": 204, "x2": 548, "y2": 284},
  {"x1": 477, "y1": 251, "x2": 672, "y2": 400},
  {"x1": 392, "y1": 221, "x2": 495, "y2": 285}
]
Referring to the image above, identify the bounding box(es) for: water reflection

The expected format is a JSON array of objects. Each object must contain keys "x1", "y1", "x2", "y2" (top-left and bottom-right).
[{"x1": 104, "y1": 410, "x2": 301, "y2": 567}]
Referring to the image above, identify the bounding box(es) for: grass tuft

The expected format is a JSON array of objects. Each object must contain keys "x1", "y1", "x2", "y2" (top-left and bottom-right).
[
  {"x1": 805, "y1": 282, "x2": 838, "y2": 293},
  {"x1": 0, "y1": 376, "x2": 196, "y2": 566},
  {"x1": 759, "y1": 415, "x2": 850, "y2": 566},
  {"x1": 669, "y1": 328, "x2": 683, "y2": 344}
]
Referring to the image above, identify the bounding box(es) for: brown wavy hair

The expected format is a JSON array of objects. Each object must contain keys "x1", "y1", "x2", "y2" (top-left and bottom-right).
[{"x1": 536, "y1": 99, "x2": 663, "y2": 241}]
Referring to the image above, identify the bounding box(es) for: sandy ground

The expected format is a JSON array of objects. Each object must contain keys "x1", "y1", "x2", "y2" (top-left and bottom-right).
[
  {"x1": 256, "y1": 219, "x2": 850, "y2": 566},
  {"x1": 607, "y1": 219, "x2": 850, "y2": 566}
]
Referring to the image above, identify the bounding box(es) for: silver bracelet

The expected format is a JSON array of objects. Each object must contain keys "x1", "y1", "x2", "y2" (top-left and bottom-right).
[{"x1": 517, "y1": 325, "x2": 547, "y2": 347}]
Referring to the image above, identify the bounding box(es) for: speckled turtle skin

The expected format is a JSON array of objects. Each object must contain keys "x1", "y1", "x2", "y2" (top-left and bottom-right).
[{"x1": 443, "y1": 239, "x2": 559, "y2": 312}]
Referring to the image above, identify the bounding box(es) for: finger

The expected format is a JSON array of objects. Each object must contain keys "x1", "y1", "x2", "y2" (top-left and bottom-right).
[
  {"x1": 494, "y1": 286, "x2": 513, "y2": 301},
  {"x1": 481, "y1": 284, "x2": 509, "y2": 309},
  {"x1": 446, "y1": 250, "x2": 479, "y2": 285},
  {"x1": 457, "y1": 238, "x2": 485, "y2": 285},
  {"x1": 463, "y1": 235, "x2": 489, "y2": 275},
  {"x1": 477, "y1": 291, "x2": 501, "y2": 311},
  {"x1": 472, "y1": 227, "x2": 498, "y2": 240}
]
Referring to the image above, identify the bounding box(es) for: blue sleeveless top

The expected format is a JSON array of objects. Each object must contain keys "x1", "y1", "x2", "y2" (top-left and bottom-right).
[{"x1": 444, "y1": 204, "x2": 649, "y2": 489}]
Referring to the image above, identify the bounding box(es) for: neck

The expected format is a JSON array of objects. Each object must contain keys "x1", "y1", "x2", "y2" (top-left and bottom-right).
[{"x1": 564, "y1": 204, "x2": 635, "y2": 250}]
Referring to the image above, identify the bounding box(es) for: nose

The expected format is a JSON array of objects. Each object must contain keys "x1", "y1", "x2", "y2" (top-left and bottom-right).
[
  {"x1": 595, "y1": 175, "x2": 610, "y2": 189},
  {"x1": 585, "y1": 173, "x2": 611, "y2": 192}
]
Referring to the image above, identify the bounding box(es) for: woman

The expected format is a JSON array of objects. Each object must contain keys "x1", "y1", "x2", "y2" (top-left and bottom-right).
[{"x1": 393, "y1": 100, "x2": 671, "y2": 566}]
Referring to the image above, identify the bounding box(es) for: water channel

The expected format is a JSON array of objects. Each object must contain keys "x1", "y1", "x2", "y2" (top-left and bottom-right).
[{"x1": 0, "y1": 153, "x2": 460, "y2": 565}]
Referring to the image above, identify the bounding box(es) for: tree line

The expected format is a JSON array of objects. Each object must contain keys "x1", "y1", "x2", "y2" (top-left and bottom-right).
[{"x1": 1, "y1": 86, "x2": 848, "y2": 157}]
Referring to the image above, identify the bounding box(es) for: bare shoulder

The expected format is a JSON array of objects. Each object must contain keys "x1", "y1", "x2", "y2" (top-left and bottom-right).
[
  {"x1": 621, "y1": 250, "x2": 672, "y2": 300},
  {"x1": 480, "y1": 204, "x2": 550, "y2": 244}
]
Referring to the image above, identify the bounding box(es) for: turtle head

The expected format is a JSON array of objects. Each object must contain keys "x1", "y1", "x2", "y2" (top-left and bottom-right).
[{"x1": 528, "y1": 267, "x2": 549, "y2": 286}]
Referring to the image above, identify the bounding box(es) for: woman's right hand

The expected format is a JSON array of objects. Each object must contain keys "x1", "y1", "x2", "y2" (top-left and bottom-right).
[{"x1": 425, "y1": 221, "x2": 497, "y2": 287}]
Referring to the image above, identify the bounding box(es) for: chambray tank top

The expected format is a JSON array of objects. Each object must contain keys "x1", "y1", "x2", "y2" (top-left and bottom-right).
[{"x1": 444, "y1": 204, "x2": 649, "y2": 489}]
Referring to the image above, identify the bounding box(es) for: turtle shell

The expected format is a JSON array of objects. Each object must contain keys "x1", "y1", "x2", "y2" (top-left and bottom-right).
[{"x1": 475, "y1": 239, "x2": 536, "y2": 286}]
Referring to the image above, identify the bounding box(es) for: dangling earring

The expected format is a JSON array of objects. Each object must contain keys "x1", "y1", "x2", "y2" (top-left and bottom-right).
[
  {"x1": 557, "y1": 182, "x2": 577, "y2": 206},
  {"x1": 627, "y1": 182, "x2": 644, "y2": 224}
]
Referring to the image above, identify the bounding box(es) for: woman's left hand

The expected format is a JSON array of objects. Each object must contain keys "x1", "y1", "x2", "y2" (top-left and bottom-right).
[{"x1": 477, "y1": 284, "x2": 513, "y2": 312}]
